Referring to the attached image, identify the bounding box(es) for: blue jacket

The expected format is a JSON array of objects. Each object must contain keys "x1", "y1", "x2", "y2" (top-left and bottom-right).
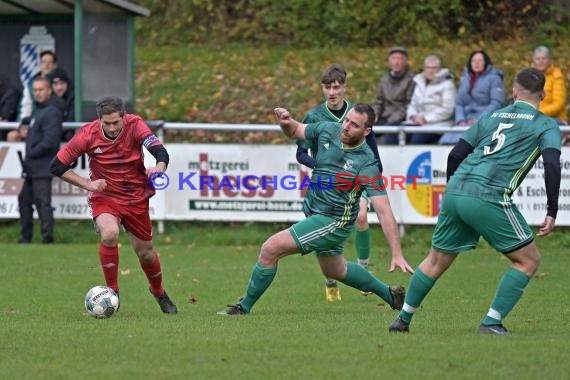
[{"x1": 455, "y1": 65, "x2": 505, "y2": 123}]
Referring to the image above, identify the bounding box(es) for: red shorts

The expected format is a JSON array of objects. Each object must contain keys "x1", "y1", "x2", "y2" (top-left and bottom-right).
[{"x1": 90, "y1": 198, "x2": 152, "y2": 241}]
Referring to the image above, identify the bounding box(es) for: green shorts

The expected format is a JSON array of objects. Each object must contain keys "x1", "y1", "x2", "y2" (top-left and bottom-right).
[
  {"x1": 432, "y1": 193, "x2": 534, "y2": 254},
  {"x1": 290, "y1": 214, "x2": 353, "y2": 256}
]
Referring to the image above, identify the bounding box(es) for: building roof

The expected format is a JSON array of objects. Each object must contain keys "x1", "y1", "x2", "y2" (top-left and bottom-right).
[{"x1": 0, "y1": 0, "x2": 150, "y2": 17}]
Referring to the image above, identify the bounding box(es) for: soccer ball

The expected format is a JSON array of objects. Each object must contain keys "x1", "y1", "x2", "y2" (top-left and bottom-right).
[{"x1": 84, "y1": 286, "x2": 120, "y2": 319}]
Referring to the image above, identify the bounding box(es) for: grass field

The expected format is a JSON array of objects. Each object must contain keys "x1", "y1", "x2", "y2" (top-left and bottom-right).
[{"x1": 1, "y1": 222, "x2": 569, "y2": 379}]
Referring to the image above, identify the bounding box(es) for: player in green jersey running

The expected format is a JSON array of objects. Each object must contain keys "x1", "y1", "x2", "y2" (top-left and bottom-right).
[
  {"x1": 219, "y1": 103, "x2": 413, "y2": 316},
  {"x1": 389, "y1": 68, "x2": 561, "y2": 335},
  {"x1": 296, "y1": 64, "x2": 383, "y2": 301}
]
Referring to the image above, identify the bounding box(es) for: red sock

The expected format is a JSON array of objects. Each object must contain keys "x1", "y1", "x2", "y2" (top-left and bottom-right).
[
  {"x1": 99, "y1": 243, "x2": 119, "y2": 293},
  {"x1": 140, "y1": 252, "x2": 164, "y2": 296}
]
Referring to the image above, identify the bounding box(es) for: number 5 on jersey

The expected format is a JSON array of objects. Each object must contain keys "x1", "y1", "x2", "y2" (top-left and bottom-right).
[{"x1": 484, "y1": 123, "x2": 514, "y2": 155}]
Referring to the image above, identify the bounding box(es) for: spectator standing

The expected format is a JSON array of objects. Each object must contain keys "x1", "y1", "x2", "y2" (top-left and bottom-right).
[
  {"x1": 17, "y1": 76, "x2": 64, "y2": 244},
  {"x1": 406, "y1": 54, "x2": 456, "y2": 144},
  {"x1": 440, "y1": 50, "x2": 505, "y2": 144},
  {"x1": 372, "y1": 46, "x2": 416, "y2": 145}
]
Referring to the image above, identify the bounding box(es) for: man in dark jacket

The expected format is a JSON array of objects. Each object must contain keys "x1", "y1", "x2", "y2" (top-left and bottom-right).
[
  {"x1": 0, "y1": 75, "x2": 21, "y2": 140},
  {"x1": 372, "y1": 46, "x2": 416, "y2": 145},
  {"x1": 49, "y1": 68, "x2": 74, "y2": 121},
  {"x1": 49, "y1": 67, "x2": 76, "y2": 141},
  {"x1": 17, "y1": 76, "x2": 64, "y2": 244}
]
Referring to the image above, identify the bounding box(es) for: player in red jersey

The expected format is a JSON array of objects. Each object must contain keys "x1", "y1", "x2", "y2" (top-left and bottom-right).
[{"x1": 50, "y1": 96, "x2": 177, "y2": 314}]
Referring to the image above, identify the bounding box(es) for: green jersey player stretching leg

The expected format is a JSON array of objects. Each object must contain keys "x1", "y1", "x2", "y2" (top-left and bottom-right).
[
  {"x1": 219, "y1": 104, "x2": 413, "y2": 316},
  {"x1": 389, "y1": 68, "x2": 561, "y2": 334},
  {"x1": 296, "y1": 64, "x2": 383, "y2": 302}
]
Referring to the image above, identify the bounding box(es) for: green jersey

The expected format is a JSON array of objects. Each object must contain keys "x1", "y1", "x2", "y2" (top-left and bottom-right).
[
  {"x1": 302, "y1": 121, "x2": 386, "y2": 226},
  {"x1": 447, "y1": 101, "x2": 561, "y2": 201},
  {"x1": 297, "y1": 100, "x2": 353, "y2": 153}
]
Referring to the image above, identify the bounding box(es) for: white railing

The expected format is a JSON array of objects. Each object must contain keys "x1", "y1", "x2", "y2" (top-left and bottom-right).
[
  {"x1": 4, "y1": 120, "x2": 570, "y2": 151},
  {"x1": 2, "y1": 122, "x2": 570, "y2": 233},
  {"x1": 4, "y1": 121, "x2": 569, "y2": 145}
]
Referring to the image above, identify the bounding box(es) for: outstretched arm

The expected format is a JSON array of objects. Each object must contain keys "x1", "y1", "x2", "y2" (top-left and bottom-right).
[
  {"x1": 274, "y1": 107, "x2": 307, "y2": 140},
  {"x1": 369, "y1": 195, "x2": 414, "y2": 273}
]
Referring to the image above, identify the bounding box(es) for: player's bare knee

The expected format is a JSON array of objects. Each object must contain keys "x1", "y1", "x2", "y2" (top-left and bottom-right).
[
  {"x1": 137, "y1": 247, "x2": 155, "y2": 262},
  {"x1": 322, "y1": 267, "x2": 344, "y2": 280},
  {"x1": 522, "y1": 249, "x2": 541, "y2": 275},
  {"x1": 508, "y1": 244, "x2": 541, "y2": 276},
  {"x1": 355, "y1": 215, "x2": 368, "y2": 230},
  {"x1": 319, "y1": 259, "x2": 347, "y2": 280},
  {"x1": 100, "y1": 229, "x2": 119, "y2": 246},
  {"x1": 259, "y1": 239, "x2": 279, "y2": 266},
  {"x1": 425, "y1": 249, "x2": 441, "y2": 267}
]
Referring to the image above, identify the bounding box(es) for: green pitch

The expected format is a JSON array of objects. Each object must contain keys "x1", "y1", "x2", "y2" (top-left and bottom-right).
[{"x1": 1, "y1": 226, "x2": 569, "y2": 379}]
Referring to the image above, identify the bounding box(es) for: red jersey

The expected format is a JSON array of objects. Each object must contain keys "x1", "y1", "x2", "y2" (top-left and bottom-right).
[{"x1": 57, "y1": 114, "x2": 162, "y2": 206}]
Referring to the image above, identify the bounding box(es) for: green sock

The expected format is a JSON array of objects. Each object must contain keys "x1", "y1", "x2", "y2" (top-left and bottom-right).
[
  {"x1": 355, "y1": 229, "x2": 371, "y2": 262},
  {"x1": 399, "y1": 268, "x2": 436, "y2": 324},
  {"x1": 483, "y1": 267, "x2": 530, "y2": 325},
  {"x1": 341, "y1": 262, "x2": 391, "y2": 303},
  {"x1": 239, "y1": 262, "x2": 277, "y2": 312}
]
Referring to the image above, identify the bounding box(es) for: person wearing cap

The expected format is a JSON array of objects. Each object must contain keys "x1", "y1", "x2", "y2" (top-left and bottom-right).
[
  {"x1": 50, "y1": 67, "x2": 74, "y2": 122},
  {"x1": 372, "y1": 46, "x2": 416, "y2": 145},
  {"x1": 50, "y1": 67, "x2": 76, "y2": 141}
]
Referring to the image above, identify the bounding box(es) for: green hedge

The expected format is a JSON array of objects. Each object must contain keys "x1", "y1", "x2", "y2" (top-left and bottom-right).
[{"x1": 135, "y1": 0, "x2": 569, "y2": 48}]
